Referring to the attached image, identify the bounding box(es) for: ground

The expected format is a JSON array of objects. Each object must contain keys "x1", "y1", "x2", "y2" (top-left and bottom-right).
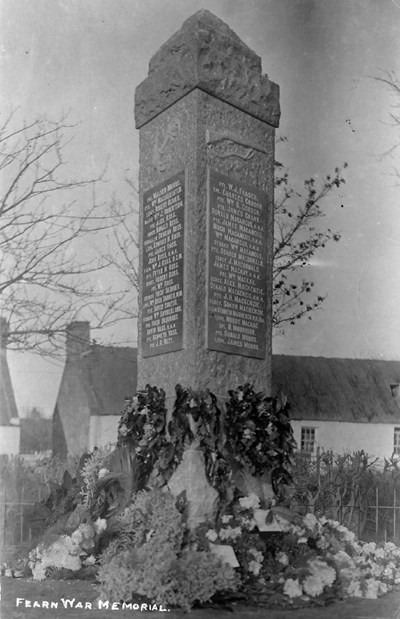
[{"x1": 1, "y1": 578, "x2": 400, "y2": 619}]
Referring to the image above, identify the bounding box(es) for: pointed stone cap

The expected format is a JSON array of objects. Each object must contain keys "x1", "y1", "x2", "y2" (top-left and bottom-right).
[{"x1": 135, "y1": 9, "x2": 280, "y2": 129}]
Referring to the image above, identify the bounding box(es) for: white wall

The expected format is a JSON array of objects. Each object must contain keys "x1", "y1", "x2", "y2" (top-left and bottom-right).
[
  {"x1": 0, "y1": 425, "x2": 20, "y2": 455},
  {"x1": 89, "y1": 416, "x2": 119, "y2": 451},
  {"x1": 291, "y1": 420, "x2": 400, "y2": 460}
]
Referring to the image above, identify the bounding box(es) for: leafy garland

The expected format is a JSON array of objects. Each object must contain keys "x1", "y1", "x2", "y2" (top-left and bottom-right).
[
  {"x1": 225, "y1": 385, "x2": 296, "y2": 499},
  {"x1": 117, "y1": 383, "x2": 295, "y2": 499},
  {"x1": 118, "y1": 385, "x2": 169, "y2": 484}
]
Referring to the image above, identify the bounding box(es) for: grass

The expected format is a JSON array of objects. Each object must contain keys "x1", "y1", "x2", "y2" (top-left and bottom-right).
[{"x1": 1, "y1": 577, "x2": 400, "y2": 619}]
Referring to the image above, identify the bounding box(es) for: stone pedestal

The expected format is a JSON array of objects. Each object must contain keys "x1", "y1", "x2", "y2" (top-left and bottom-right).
[
  {"x1": 135, "y1": 10, "x2": 280, "y2": 404},
  {"x1": 168, "y1": 446, "x2": 219, "y2": 529}
]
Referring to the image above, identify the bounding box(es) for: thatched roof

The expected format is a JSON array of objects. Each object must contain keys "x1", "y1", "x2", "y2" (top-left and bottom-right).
[
  {"x1": 53, "y1": 343, "x2": 137, "y2": 457},
  {"x1": 83, "y1": 345, "x2": 138, "y2": 416},
  {"x1": 272, "y1": 355, "x2": 400, "y2": 423},
  {"x1": 56, "y1": 343, "x2": 137, "y2": 418}
]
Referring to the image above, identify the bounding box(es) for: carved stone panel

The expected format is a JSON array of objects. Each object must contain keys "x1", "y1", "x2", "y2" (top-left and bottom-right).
[
  {"x1": 206, "y1": 170, "x2": 268, "y2": 358},
  {"x1": 141, "y1": 172, "x2": 185, "y2": 357}
]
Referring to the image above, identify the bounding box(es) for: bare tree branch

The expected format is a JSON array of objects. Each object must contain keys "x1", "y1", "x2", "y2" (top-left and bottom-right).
[
  {"x1": 103, "y1": 151, "x2": 346, "y2": 334},
  {"x1": 371, "y1": 69, "x2": 400, "y2": 179},
  {"x1": 0, "y1": 111, "x2": 132, "y2": 354}
]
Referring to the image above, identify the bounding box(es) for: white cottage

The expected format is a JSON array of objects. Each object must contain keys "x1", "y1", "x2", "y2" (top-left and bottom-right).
[
  {"x1": 53, "y1": 322, "x2": 137, "y2": 457},
  {"x1": 272, "y1": 355, "x2": 400, "y2": 461},
  {"x1": 0, "y1": 318, "x2": 20, "y2": 455}
]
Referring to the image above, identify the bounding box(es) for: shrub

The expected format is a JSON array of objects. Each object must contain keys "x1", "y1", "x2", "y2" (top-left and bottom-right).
[{"x1": 97, "y1": 488, "x2": 238, "y2": 610}]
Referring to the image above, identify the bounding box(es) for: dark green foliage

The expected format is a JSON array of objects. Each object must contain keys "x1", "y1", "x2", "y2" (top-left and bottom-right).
[
  {"x1": 33, "y1": 468, "x2": 82, "y2": 527},
  {"x1": 88, "y1": 445, "x2": 145, "y2": 519},
  {"x1": 225, "y1": 385, "x2": 296, "y2": 480},
  {"x1": 97, "y1": 489, "x2": 239, "y2": 611},
  {"x1": 118, "y1": 385, "x2": 169, "y2": 484},
  {"x1": 117, "y1": 383, "x2": 296, "y2": 499}
]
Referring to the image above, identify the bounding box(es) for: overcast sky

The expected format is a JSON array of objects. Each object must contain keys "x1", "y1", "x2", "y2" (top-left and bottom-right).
[{"x1": 1, "y1": 0, "x2": 400, "y2": 415}]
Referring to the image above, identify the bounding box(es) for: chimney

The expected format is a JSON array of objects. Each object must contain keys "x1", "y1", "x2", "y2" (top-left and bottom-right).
[
  {"x1": 66, "y1": 321, "x2": 91, "y2": 358},
  {"x1": 0, "y1": 318, "x2": 9, "y2": 350}
]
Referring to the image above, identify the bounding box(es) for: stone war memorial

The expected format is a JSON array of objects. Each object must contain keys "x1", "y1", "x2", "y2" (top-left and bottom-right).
[
  {"x1": 135, "y1": 9, "x2": 280, "y2": 403},
  {"x1": 4, "y1": 9, "x2": 400, "y2": 615},
  {"x1": 132, "y1": 8, "x2": 284, "y2": 536}
]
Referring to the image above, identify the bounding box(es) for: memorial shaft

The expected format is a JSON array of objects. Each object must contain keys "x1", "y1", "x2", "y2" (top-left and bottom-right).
[{"x1": 135, "y1": 10, "x2": 280, "y2": 402}]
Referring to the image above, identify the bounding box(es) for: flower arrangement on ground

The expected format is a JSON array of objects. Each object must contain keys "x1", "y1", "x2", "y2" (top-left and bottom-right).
[
  {"x1": 15, "y1": 383, "x2": 400, "y2": 610},
  {"x1": 28, "y1": 517, "x2": 107, "y2": 580}
]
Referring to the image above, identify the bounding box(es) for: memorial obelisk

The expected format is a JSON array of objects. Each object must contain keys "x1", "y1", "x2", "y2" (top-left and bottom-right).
[{"x1": 135, "y1": 10, "x2": 280, "y2": 403}]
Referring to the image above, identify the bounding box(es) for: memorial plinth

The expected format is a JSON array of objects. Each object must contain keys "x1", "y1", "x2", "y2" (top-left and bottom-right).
[{"x1": 135, "y1": 9, "x2": 280, "y2": 403}]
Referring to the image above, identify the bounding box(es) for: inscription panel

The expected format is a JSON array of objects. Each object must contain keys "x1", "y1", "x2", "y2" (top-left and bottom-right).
[
  {"x1": 207, "y1": 170, "x2": 268, "y2": 358},
  {"x1": 141, "y1": 172, "x2": 185, "y2": 357}
]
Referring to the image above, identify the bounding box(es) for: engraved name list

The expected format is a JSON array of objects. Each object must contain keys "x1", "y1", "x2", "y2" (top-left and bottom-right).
[
  {"x1": 141, "y1": 172, "x2": 185, "y2": 357},
  {"x1": 207, "y1": 171, "x2": 268, "y2": 358}
]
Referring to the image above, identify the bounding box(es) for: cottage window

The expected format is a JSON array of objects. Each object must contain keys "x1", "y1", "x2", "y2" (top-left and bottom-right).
[
  {"x1": 301, "y1": 427, "x2": 316, "y2": 453},
  {"x1": 394, "y1": 428, "x2": 400, "y2": 455}
]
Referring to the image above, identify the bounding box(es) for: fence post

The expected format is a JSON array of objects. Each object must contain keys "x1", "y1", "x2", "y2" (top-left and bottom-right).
[
  {"x1": 375, "y1": 487, "x2": 379, "y2": 542},
  {"x1": 316, "y1": 446, "x2": 321, "y2": 485},
  {"x1": 3, "y1": 486, "x2": 6, "y2": 547},
  {"x1": 20, "y1": 484, "x2": 24, "y2": 545},
  {"x1": 394, "y1": 487, "x2": 397, "y2": 542}
]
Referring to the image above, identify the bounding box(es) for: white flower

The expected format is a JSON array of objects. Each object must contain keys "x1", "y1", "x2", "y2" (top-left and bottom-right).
[
  {"x1": 221, "y1": 515, "x2": 233, "y2": 524},
  {"x1": 283, "y1": 578, "x2": 303, "y2": 598},
  {"x1": 83, "y1": 555, "x2": 96, "y2": 566},
  {"x1": 239, "y1": 493, "x2": 260, "y2": 511},
  {"x1": 206, "y1": 529, "x2": 218, "y2": 542},
  {"x1": 71, "y1": 530, "x2": 83, "y2": 546},
  {"x1": 31, "y1": 564, "x2": 46, "y2": 580},
  {"x1": 277, "y1": 552, "x2": 289, "y2": 566},
  {"x1": 304, "y1": 558, "x2": 336, "y2": 596},
  {"x1": 303, "y1": 513, "x2": 319, "y2": 530},
  {"x1": 60, "y1": 554, "x2": 81, "y2": 572},
  {"x1": 303, "y1": 574, "x2": 325, "y2": 597},
  {"x1": 119, "y1": 424, "x2": 128, "y2": 436},
  {"x1": 94, "y1": 518, "x2": 107, "y2": 535},
  {"x1": 248, "y1": 560, "x2": 262, "y2": 575},
  {"x1": 361, "y1": 542, "x2": 376, "y2": 554},
  {"x1": 219, "y1": 526, "x2": 242, "y2": 541},
  {"x1": 336, "y1": 524, "x2": 356, "y2": 543},
  {"x1": 237, "y1": 390, "x2": 244, "y2": 401},
  {"x1": 364, "y1": 578, "x2": 380, "y2": 599},
  {"x1": 382, "y1": 564, "x2": 394, "y2": 579},
  {"x1": 298, "y1": 537, "x2": 307, "y2": 544},
  {"x1": 98, "y1": 468, "x2": 109, "y2": 479},
  {"x1": 249, "y1": 548, "x2": 263, "y2": 563},
  {"x1": 345, "y1": 578, "x2": 363, "y2": 597},
  {"x1": 79, "y1": 523, "x2": 95, "y2": 539},
  {"x1": 378, "y1": 582, "x2": 388, "y2": 596}
]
